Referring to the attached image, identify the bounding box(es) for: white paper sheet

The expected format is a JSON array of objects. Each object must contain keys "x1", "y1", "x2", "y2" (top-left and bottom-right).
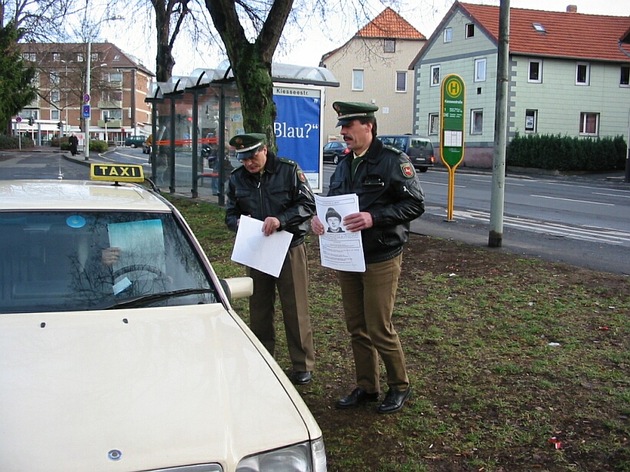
[
  {"x1": 315, "y1": 194, "x2": 365, "y2": 272},
  {"x1": 230, "y1": 215, "x2": 293, "y2": 277}
]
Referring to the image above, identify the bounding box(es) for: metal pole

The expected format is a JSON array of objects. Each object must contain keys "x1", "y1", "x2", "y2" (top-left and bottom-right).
[
  {"x1": 488, "y1": 0, "x2": 510, "y2": 247},
  {"x1": 84, "y1": 41, "x2": 91, "y2": 160}
]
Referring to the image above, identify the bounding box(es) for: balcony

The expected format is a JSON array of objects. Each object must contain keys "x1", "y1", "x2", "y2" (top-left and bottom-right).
[{"x1": 98, "y1": 119, "x2": 121, "y2": 128}]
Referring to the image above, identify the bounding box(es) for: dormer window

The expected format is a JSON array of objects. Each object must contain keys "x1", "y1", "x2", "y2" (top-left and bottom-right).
[{"x1": 532, "y1": 23, "x2": 546, "y2": 33}]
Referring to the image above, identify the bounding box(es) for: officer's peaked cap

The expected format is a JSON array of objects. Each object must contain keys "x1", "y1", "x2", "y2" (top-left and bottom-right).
[
  {"x1": 333, "y1": 101, "x2": 379, "y2": 127},
  {"x1": 230, "y1": 133, "x2": 267, "y2": 160}
]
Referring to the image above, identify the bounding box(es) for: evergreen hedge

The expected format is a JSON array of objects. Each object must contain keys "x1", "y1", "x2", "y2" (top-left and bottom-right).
[
  {"x1": 0, "y1": 135, "x2": 34, "y2": 149},
  {"x1": 507, "y1": 134, "x2": 627, "y2": 171}
]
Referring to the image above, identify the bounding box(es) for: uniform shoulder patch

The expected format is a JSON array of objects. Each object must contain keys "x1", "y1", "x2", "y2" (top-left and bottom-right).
[
  {"x1": 400, "y1": 162, "x2": 415, "y2": 178},
  {"x1": 297, "y1": 169, "x2": 307, "y2": 183},
  {"x1": 383, "y1": 144, "x2": 403, "y2": 155},
  {"x1": 279, "y1": 157, "x2": 297, "y2": 166}
]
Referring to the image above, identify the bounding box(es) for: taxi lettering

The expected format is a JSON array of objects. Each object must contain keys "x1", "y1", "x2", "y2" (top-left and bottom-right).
[{"x1": 90, "y1": 164, "x2": 144, "y2": 182}]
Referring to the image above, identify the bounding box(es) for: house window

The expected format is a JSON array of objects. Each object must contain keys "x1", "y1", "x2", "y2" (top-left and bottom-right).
[
  {"x1": 103, "y1": 90, "x2": 123, "y2": 102},
  {"x1": 77, "y1": 53, "x2": 84, "y2": 62},
  {"x1": 108, "y1": 71, "x2": 123, "y2": 83},
  {"x1": 51, "y1": 109, "x2": 60, "y2": 120},
  {"x1": 395, "y1": 71, "x2": 407, "y2": 92},
  {"x1": 352, "y1": 69, "x2": 364, "y2": 91},
  {"x1": 430, "y1": 65, "x2": 440, "y2": 86},
  {"x1": 444, "y1": 27, "x2": 453, "y2": 43},
  {"x1": 576, "y1": 63, "x2": 590, "y2": 85},
  {"x1": 22, "y1": 52, "x2": 36, "y2": 62},
  {"x1": 384, "y1": 39, "x2": 396, "y2": 53},
  {"x1": 579, "y1": 112, "x2": 599, "y2": 136},
  {"x1": 621, "y1": 65, "x2": 630, "y2": 86},
  {"x1": 474, "y1": 58, "x2": 486, "y2": 82},
  {"x1": 428, "y1": 113, "x2": 439, "y2": 136},
  {"x1": 51, "y1": 90, "x2": 60, "y2": 103},
  {"x1": 525, "y1": 109, "x2": 537, "y2": 132},
  {"x1": 50, "y1": 72, "x2": 60, "y2": 85},
  {"x1": 466, "y1": 23, "x2": 475, "y2": 38},
  {"x1": 528, "y1": 60, "x2": 542, "y2": 83},
  {"x1": 470, "y1": 109, "x2": 483, "y2": 134},
  {"x1": 52, "y1": 52, "x2": 60, "y2": 62}
]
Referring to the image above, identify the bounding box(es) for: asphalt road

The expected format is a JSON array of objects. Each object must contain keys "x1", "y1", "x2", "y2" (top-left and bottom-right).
[{"x1": 2, "y1": 147, "x2": 629, "y2": 276}]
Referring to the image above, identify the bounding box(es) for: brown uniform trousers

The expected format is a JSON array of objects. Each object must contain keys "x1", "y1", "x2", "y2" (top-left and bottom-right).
[
  {"x1": 337, "y1": 253, "x2": 409, "y2": 393},
  {"x1": 247, "y1": 243, "x2": 315, "y2": 372}
]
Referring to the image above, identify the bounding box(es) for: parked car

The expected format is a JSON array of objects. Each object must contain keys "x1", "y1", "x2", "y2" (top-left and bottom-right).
[
  {"x1": 0, "y1": 164, "x2": 327, "y2": 472},
  {"x1": 322, "y1": 141, "x2": 349, "y2": 164},
  {"x1": 124, "y1": 135, "x2": 147, "y2": 148},
  {"x1": 379, "y1": 134, "x2": 436, "y2": 172}
]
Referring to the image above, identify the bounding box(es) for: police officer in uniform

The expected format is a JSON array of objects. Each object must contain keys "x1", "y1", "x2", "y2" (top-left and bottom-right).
[
  {"x1": 225, "y1": 133, "x2": 316, "y2": 385},
  {"x1": 312, "y1": 102, "x2": 425, "y2": 413}
]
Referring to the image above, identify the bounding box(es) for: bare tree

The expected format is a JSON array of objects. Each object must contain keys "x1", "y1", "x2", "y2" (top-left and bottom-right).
[
  {"x1": 1, "y1": 0, "x2": 75, "y2": 41},
  {"x1": 150, "y1": 0, "x2": 194, "y2": 82},
  {"x1": 204, "y1": 0, "x2": 294, "y2": 148}
]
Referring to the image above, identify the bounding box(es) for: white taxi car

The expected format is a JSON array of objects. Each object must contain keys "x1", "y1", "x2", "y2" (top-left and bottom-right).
[{"x1": 0, "y1": 164, "x2": 326, "y2": 472}]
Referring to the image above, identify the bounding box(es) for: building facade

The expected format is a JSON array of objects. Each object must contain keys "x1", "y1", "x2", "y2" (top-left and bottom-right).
[
  {"x1": 410, "y1": 2, "x2": 630, "y2": 168},
  {"x1": 319, "y1": 8, "x2": 426, "y2": 142},
  {"x1": 17, "y1": 42, "x2": 154, "y2": 144}
]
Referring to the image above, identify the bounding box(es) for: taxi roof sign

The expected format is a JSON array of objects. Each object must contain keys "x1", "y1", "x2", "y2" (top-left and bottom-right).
[{"x1": 90, "y1": 164, "x2": 144, "y2": 183}]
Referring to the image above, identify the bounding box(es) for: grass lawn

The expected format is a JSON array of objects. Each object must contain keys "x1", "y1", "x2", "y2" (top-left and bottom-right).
[{"x1": 170, "y1": 195, "x2": 630, "y2": 472}]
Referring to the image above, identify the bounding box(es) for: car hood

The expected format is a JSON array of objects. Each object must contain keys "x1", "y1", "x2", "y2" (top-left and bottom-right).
[{"x1": 0, "y1": 304, "x2": 320, "y2": 471}]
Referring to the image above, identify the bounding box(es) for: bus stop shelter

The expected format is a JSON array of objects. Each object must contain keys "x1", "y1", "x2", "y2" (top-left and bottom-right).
[{"x1": 145, "y1": 63, "x2": 338, "y2": 202}]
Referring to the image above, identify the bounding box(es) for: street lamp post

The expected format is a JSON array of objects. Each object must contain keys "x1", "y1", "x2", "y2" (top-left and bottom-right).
[{"x1": 84, "y1": 41, "x2": 92, "y2": 160}]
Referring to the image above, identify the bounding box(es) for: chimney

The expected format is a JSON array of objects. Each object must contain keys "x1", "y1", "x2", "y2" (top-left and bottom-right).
[{"x1": 566, "y1": 5, "x2": 577, "y2": 13}]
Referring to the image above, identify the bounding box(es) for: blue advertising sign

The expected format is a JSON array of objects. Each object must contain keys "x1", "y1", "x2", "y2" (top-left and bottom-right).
[{"x1": 273, "y1": 86, "x2": 322, "y2": 192}]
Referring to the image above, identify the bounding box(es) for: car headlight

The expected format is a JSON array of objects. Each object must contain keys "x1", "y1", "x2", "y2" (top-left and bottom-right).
[{"x1": 237, "y1": 438, "x2": 326, "y2": 472}]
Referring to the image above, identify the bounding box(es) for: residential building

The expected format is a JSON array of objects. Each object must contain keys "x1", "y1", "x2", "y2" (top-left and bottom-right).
[
  {"x1": 319, "y1": 8, "x2": 426, "y2": 142},
  {"x1": 16, "y1": 42, "x2": 154, "y2": 144},
  {"x1": 410, "y1": 2, "x2": 630, "y2": 168}
]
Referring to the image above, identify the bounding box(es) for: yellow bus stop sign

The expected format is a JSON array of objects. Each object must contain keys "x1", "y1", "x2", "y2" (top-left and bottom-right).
[
  {"x1": 440, "y1": 74, "x2": 466, "y2": 221},
  {"x1": 440, "y1": 74, "x2": 465, "y2": 169}
]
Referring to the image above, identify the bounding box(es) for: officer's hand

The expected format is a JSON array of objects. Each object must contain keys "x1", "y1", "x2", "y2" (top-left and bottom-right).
[
  {"x1": 311, "y1": 216, "x2": 325, "y2": 235},
  {"x1": 262, "y1": 216, "x2": 280, "y2": 236},
  {"x1": 343, "y1": 212, "x2": 373, "y2": 232}
]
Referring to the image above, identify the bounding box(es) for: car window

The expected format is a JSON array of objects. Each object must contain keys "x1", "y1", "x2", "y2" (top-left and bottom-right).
[{"x1": 0, "y1": 211, "x2": 218, "y2": 313}]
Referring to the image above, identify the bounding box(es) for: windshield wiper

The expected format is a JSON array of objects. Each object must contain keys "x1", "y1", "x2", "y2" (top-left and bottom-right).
[{"x1": 105, "y1": 288, "x2": 215, "y2": 309}]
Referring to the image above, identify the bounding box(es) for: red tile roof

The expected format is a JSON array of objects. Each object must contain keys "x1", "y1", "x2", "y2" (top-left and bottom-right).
[
  {"x1": 357, "y1": 7, "x2": 426, "y2": 40},
  {"x1": 460, "y1": 2, "x2": 630, "y2": 62}
]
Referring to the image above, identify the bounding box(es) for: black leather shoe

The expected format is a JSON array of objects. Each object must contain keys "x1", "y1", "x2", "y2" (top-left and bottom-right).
[
  {"x1": 335, "y1": 387, "x2": 380, "y2": 409},
  {"x1": 377, "y1": 387, "x2": 411, "y2": 414},
  {"x1": 290, "y1": 371, "x2": 312, "y2": 385}
]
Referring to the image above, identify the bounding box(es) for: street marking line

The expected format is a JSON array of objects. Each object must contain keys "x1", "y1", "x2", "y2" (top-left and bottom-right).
[{"x1": 531, "y1": 195, "x2": 614, "y2": 206}]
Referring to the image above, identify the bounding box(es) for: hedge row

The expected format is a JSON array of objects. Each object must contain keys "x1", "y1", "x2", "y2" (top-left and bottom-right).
[
  {"x1": 0, "y1": 135, "x2": 108, "y2": 153},
  {"x1": 0, "y1": 135, "x2": 34, "y2": 149},
  {"x1": 507, "y1": 134, "x2": 627, "y2": 171}
]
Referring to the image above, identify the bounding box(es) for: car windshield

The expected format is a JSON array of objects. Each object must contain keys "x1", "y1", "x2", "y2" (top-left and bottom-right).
[{"x1": 0, "y1": 211, "x2": 218, "y2": 313}]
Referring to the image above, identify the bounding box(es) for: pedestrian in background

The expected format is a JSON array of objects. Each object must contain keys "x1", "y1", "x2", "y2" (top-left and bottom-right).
[
  {"x1": 225, "y1": 133, "x2": 316, "y2": 385},
  {"x1": 68, "y1": 134, "x2": 78, "y2": 156},
  {"x1": 311, "y1": 101, "x2": 425, "y2": 413}
]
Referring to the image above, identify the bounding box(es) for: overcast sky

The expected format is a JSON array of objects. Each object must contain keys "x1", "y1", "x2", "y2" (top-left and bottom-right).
[{"x1": 99, "y1": 0, "x2": 629, "y2": 76}]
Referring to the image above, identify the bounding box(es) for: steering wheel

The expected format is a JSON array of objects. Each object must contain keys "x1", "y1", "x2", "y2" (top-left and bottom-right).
[{"x1": 113, "y1": 264, "x2": 168, "y2": 280}]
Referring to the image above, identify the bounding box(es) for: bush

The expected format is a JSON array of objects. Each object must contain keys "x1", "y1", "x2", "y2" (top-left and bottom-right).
[
  {"x1": 507, "y1": 134, "x2": 627, "y2": 171},
  {"x1": 89, "y1": 139, "x2": 108, "y2": 153},
  {"x1": 0, "y1": 134, "x2": 34, "y2": 149}
]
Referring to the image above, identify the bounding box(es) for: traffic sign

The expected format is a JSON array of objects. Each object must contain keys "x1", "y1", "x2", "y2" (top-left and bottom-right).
[
  {"x1": 83, "y1": 93, "x2": 91, "y2": 103},
  {"x1": 82, "y1": 105, "x2": 91, "y2": 119},
  {"x1": 15, "y1": 116, "x2": 22, "y2": 123}
]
